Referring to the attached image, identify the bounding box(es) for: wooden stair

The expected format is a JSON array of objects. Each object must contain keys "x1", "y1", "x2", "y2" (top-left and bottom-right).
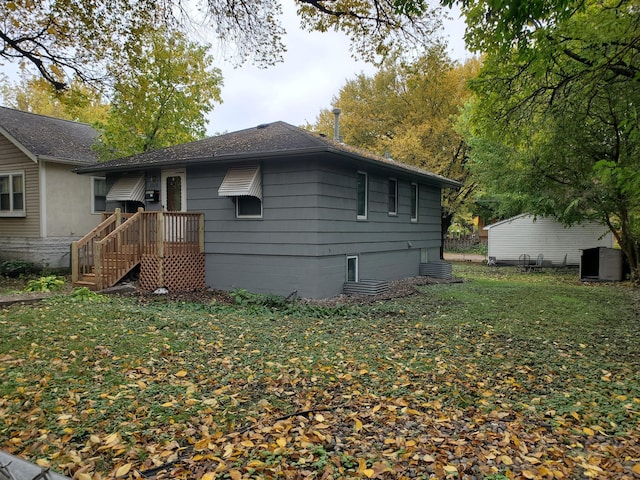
[{"x1": 72, "y1": 208, "x2": 205, "y2": 291}]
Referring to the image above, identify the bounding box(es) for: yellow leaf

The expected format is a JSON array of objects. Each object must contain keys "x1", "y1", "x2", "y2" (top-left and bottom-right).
[
  {"x1": 522, "y1": 470, "x2": 536, "y2": 479},
  {"x1": 201, "y1": 473, "x2": 216, "y2": 480},
  {"x1": 194, "y1": 438, "x2": 210, "y2": 451},
  {"x1": 443, "y1": 465, "x2": 458, "y2": 476},
  {"x1": 175, "y1": 370, "x2": 188, "y2": 377},
  {"x1": 570, "y1": 412, "x2": 580, "y2": 421},
  {"x1": 229, "y1": 470, "x2": 242, "y2": 480},
  {"x1": 501, "y1": 455, "x2": 513, "y2": 466},
  {"x1": 276, "y1": 437, "x2": 287, "y2": 448},
  {"x1": 422, "y1": 454, "x2": 436, "y2": 462},
  {"x1": 104, "y1": 432, "x2": 121, "y2": 445},
  {"x1": 354, "y1": 418, "x2": 363, "y2": 432},
  {"x1": 538, "y1": 466, "x2": 552, "y2": 476},
  {"x1": 115, "y1": 463, "x2": 131, "y2": 477},
  {"x1": 632, "y1": 464, "x2": 640, "y2": 474},
  {"x1": 363, "y1": 469, "x2": 375, "y2": 478},
  {"x1": 36, "y1": 459, "x2": 50, "y2": 468},
  {"x1": 76, "y1": 474, "x2": 92, "y2": 480},
  {"x1": 583, "y1": 427, "x2": 594, "y2": 436},
  {"x1": 162, "y1": 401, "x2": 174, "y2": 407}
]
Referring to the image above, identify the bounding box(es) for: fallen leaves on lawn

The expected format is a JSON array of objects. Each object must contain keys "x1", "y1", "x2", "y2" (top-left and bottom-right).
[{"x1": 0, "y1": 281, "x2": 639, "y2": 479}]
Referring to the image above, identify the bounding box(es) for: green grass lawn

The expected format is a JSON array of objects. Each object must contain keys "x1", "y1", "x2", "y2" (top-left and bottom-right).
[{"x1": 1, "y1": 264, "x2": 638, "y2": 479}]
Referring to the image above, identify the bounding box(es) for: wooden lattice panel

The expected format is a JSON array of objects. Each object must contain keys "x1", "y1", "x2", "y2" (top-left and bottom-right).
[{"x1": 139, "y1": 254, "x2": 206, "y2": 292}]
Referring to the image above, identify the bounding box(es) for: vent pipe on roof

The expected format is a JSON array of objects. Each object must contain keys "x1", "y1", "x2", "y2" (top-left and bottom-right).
[{"x1": 332, "y1": 107, "x2": 342, "y2": 142}]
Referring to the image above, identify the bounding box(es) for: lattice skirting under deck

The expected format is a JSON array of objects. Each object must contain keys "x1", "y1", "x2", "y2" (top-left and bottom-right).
[{"x1": 139, "y1": 254, "x2": 206, "y2": 292}]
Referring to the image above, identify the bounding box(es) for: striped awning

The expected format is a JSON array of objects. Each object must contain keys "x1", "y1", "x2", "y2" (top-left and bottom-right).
[
  {"x1": 218, "y1": 164, "x2": 262, "y2": 199},
  {"x1": 106, "y1": 175, "x2": 145, "y2": 203}
]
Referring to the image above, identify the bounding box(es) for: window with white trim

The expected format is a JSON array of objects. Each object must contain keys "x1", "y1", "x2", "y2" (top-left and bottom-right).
[
  {"x1": 346, "y1": 255, "x2": 359, "y2": 282},
  {"x1": 236, "y1": 196, "x2": 262, "y2": 218},
  {"x1": 410, "y1": 182, "x2": 418, "y2": 222},
  {"x1": 356, "y1": 171, "x2": 367, "y2": 220},
  {"x1": 92, "y1": 177, "x2": 107, "y2": 213},
  {"x1": 388, "y1": 178, "x2": 398, "y2": 215},
  {"x1": 0, "y1": 171, "x2": 25, "y2": 216}
]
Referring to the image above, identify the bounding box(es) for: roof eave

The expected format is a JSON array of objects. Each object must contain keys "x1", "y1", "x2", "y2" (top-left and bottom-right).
[
  {"x1": 74, "y1": 145, "x2": 463, "y2": 189},
  {"x1": 323, "y1": 146, "x2": 462, "y2": 189}
]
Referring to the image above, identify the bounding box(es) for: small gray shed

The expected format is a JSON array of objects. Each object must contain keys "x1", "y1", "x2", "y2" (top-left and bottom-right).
[{"x1": 580, "y1": 247, "x2": 625, "y2": 282}]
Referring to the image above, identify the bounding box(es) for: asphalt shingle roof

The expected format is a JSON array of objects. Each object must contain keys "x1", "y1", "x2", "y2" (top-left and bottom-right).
[
  {"x1": 75, "y1": 121, "x2": 460, "y2": 188},
  {"x1": 0, "y1": 106, "x2": 99, "y2": 165}
]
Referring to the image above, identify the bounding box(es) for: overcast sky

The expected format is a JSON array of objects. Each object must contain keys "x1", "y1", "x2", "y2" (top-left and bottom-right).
[
  {"x1": 0, "y1": 4, "x2": 470, "y2": 135},
  {"x1": 207, "y1": 4, "x2": 470, "y2": 135}
]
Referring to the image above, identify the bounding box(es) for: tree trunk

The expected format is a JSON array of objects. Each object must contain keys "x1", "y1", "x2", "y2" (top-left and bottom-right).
[{"x1": 441, "y1": 210, "x2": 453, "y2": 260}]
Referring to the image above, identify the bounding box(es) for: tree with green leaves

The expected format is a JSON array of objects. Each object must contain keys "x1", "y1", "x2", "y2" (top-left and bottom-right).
[
  {"x1": 93, "y1": 29, "x2": 223, "y2": 160},
  {"x1": 311, "y1": 47, "x2": 480, "y2": 256},
  {"x1": 1, "y1": 0, "x2": 445, "y2": 91},
  {"x1": 461, "y1": 0, "x2": 640, "y2": 279},
  {"x1": 1, "y1": 72, "x2": 109, "y2": 124}
]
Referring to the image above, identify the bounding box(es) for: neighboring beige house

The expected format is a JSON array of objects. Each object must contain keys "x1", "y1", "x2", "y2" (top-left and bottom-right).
[{"x1": 0, "y1": 107, "x2": 102, "y2": 269}]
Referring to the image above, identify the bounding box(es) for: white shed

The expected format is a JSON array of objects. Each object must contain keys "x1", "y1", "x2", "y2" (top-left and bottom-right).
[{"x1": 484, "y1": 214, "x2": 613, "y2": 265}]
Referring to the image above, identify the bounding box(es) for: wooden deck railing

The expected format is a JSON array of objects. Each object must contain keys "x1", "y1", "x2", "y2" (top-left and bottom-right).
[{"x1": 72, "y1": 208, "x2": 204, "y2": 290}]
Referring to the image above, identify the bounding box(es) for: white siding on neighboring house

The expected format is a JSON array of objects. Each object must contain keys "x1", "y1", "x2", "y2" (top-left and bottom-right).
[
  {"x1": 485, "y1": 214, "x2": 613, "y2": 265},
  {"x1": 44, "y1": 161, "x2": 100, "y2": 237}
]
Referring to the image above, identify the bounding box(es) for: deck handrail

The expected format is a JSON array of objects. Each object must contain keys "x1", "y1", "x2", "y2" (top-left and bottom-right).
[
  {"x1": 94, "y1": 209, "x2": 145, "y2": 290},
  {"x1": 71, "y1": 208, "x2": 125, "y2": 284}
]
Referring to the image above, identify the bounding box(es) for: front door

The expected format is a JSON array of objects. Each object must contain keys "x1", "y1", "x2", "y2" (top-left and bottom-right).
[
  {"x1": 161, "y1": 170, "x2": 187, "y2": 241},
  {"x1": 161, "y1": 170, "x2": 186, "y2": 212}
]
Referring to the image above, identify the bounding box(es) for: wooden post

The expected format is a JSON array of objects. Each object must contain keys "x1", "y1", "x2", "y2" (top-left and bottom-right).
[
  {"x1": 71, "y1": 242, "x2": 79, "y2": 283},
  {"x1": 115, "y1": 207, "x2": 122, "y2": 228},
  {"x1": 137, "y1": 207, "x2": 144, "y2": 256},
  {"x1": 156, "y1": 211, "x2": 164, "y2": 288},
  {"x1": 94, "y1": 241, "x2": 103, "y2": 290}
]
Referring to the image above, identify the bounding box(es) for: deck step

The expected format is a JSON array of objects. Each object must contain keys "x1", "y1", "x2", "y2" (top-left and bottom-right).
[
  {"x1": 343, "y1": 279, "x2": 389, "y2": 296},
  {"x1": 74, "y1": 281, "x2": 98, "y2": 290}
]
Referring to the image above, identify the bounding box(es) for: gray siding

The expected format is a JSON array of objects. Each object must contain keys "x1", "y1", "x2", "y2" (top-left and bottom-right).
[{"x1": 185, "y1": 155, "x2": 444, "y2": 298}]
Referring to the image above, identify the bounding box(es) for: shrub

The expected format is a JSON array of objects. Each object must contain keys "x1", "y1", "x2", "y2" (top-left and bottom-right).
[
  {"x1": 1, "y1": 259, "x2": 35, "y2": 278},
  {"x1": 24, "y1": 275, "x2": 65, "y2": 293}
]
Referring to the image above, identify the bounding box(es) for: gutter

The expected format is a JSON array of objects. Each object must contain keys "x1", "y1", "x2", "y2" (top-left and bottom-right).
[{"x1": 74, "y1": 146, "x2": 462, "y2": 189}]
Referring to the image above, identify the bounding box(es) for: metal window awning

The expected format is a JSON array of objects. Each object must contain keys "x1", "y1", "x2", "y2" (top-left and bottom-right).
[
  {"x1": 218, "y1": 164, "x2": 262, "y2": 199},
  {"x1": 106, "y1": 175, "x2": 145, "y2": 203}
]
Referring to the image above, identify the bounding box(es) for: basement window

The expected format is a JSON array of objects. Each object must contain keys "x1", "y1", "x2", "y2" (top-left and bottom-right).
[{"x1": 346, "y1": 255, "x2": 359, "y2": 282}]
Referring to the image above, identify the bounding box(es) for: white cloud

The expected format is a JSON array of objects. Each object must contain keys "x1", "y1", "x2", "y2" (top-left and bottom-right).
[{"x1": 207, "y1": 3, "x2": 470, "y2": 135}]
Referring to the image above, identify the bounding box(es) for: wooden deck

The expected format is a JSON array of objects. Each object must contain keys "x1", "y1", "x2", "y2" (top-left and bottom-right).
[{"x1": 71, "y1": 208, "x2": 204, "y2": 291}]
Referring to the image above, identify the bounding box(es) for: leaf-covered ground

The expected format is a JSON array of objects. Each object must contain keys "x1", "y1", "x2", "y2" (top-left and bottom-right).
[{"x1": 1, "y1": 265, "x2": 639, "y2": 479}]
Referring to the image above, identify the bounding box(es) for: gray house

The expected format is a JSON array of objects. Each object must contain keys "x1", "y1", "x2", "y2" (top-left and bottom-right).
[{"x1": 75, "y1": 121, "x2": 460, "y2": 298}]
